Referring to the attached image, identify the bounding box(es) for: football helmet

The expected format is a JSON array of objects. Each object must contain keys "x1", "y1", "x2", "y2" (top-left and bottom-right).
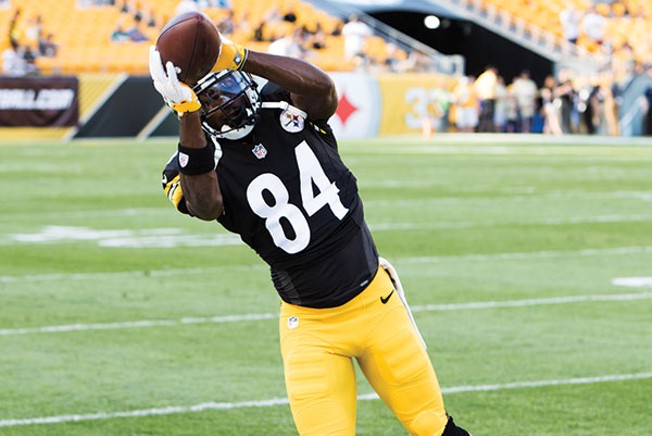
[{"x1": 193, "y1": 70, "x2": 261, "y2": 140}]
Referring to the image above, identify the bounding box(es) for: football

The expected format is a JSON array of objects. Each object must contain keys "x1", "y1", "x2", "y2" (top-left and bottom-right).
[{"x1": 155, "y1": 11, "x2": 221, "y2": 85}]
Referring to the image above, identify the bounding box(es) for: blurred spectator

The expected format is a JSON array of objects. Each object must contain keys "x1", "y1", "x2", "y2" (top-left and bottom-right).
[
  {"x1": 144, "y1": 7, "x2": 158, "y2": 28},
  {"x1": 282, "y1": 6, "x2": 297, "y2": 23},
  {"x1": 8, "y1": 8, "x2": 21, "y2": 45},
  {"x1": 253, "y1": 21, "x2": 268, "y2": 42},
  {"x1": 262, "y1": 6, "x2": 283, "y2": 25},
  {"x1": 111, "y1": 20, "x2": 130, "y2": 42},
  {"x1": 2, "y1": 39, "x2": 28, "y2": 76},
  {"x1": 309, "y1": 22, "x2": 327, "y2": 50},
  {"x1": 581, "y1": 6, "x2": 606, "y2": 45},
  {"x1": 39, "y1": 32, "x2": 58, "y2": 57},
  {"x1": 451, "y1": 76, "x2": 479, "y2": 133},
  {"x1": 512, "y1": 70, "x2": 538, "y2": 133},
  {"x1": 341, "y1": 14, "x2": 372, "y2": 60},
  {"x1": 494, "y1": 75, "x2": 508, "y2": 132},
  {"x1": 559, "y1": 2, "x2": 581, "y2": 44},
  {"x1": 125, "y1": 15, "x2": 149, "y2": 42},
  {"x1": 235, "y1": 12, "x2": 253, "y2": 39},
  {"x1": 22, "y1": 15, "x2": 41, "y2": 52},
  {"x1": 267, "y1": 28, "x2": 306, "y2": 59},
  {"x1": 555, "y1": 69, "x2": 577, "y2": 133},
  {"x1": 218, "y1": 9, "x2": 235, "y2": 35},
  {"x1": 578, "y1": 79, "x2": 600, "y2": 134},
  {"x1": 474, "y1": 65, "x2": 498, "y2": 132},
  {"x1": 642, "y1": 76, "x2": 652, "y2": 136},
  {"x1": 540, "y1": 75, "x2": 563, "y2": 135},
  {"x1": 602, "y1": 76, "x2": 620, "y2": 136},
  {"x1": 175, "y1": 0, "x2": 199, "y2": 15},
  {"x1": 505, "y1": 82, "x2": 519, "y2": 133}
]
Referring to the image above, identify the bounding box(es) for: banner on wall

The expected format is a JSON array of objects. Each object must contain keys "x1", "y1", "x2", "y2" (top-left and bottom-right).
[
  {"x1": 0, "y1": 76, "x2": 79, "y2": 127},
  {"x1": 376, "y1": 73, "x2": 456, "y2": 136},
  {"x1": 328, "y1": 72, "x2": 456, "y2": 138},
  {"x1": 329, "y1": 73, "x2": 381, "y2": 139}
]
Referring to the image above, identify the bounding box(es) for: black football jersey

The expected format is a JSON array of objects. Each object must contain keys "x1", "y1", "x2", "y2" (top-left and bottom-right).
[{"x1": 164, "y1": 82, "x2": 378, "y2": 308}]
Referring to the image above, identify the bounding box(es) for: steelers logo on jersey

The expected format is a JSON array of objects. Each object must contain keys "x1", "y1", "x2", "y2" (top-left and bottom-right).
[{"x1": 280, "y1": 108, "x2": 305, "y2": 133}]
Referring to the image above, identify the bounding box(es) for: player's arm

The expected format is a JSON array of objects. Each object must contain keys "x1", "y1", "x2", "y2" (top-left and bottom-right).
[
  {"x1": 178, "y1": 111, "x2": 224, "y2": 221},
  {"x1": 215, "y1": 36, "x2": 339, "y2": 121},
  {"x1": 150, "y1": 47, "x2": 223, "y2": 221}
]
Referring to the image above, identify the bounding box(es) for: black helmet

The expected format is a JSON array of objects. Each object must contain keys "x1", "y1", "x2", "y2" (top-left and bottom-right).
[{"x1": 193, "y1": 70, "x2": 261, "y2": 140}]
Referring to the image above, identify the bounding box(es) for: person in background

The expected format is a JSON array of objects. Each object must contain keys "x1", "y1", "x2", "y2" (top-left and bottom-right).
[
  {"x1": 1, "y1": 39, "x2": 28, "y2": 76},
  {"x1": 555, "y1": 68, "x2": 577, "y2": 133},
  {"x1": 540, "y1": 75, "x2": 563, "y2": 135},
  {"x1": 110, "y1": 20, "x2": 130, "y2": 42},
  {"x1": 512, "y1": 70, "x2": 538, "y2": 133},
  {"x1": 267, "y1": 28, "x2": 306, "y2": 59},
  {"x1": 341, "y1": 14, "x2": 372, "y2": 60},
  {"x1": 125, "y1": 15, "x2": 149, "y2": 42},
  {"x1": 559, "y1": 2, "x2": 581, "y2": 44},
  {"x1": 581, "y1": 5, "x2": 606, "y2": 46},
  {"x1": 474, "y1": 65, "x2": 498, "y2": 132},
  {"x1": 452, "y1": 75, "x2": 479, "y2": 133},
  {"x1": 493, "y1": 75, "x2": 509, "y2": 132},
  {"x1": 38, "y1": 32, "x2": 58, "y2": 57}
]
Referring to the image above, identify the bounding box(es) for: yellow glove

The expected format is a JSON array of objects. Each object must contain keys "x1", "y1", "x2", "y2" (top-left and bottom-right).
[
  {"x1": 149, "y1": 46, "x2": 201, "y2": 116},
  {"x1": 167, "y1": 82, "x2": 201, "y2": 115},
  {"x1": 214, "y1": 33, "x2": 249, "y2": 71}
]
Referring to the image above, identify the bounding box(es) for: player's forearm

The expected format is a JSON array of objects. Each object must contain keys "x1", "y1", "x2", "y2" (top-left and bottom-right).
[
  {"x1": 179, "y1": 111, "x2": 206, "y2": 149},
  {"x1": 179, "y1": 112, "x2": 224, "y2": 220},
  {"x1": 180, "y1": 171, "x2": 223, "y2": 220},
  {"x1": 242, "y1": 51, "x2": 338, "y2": 120}
]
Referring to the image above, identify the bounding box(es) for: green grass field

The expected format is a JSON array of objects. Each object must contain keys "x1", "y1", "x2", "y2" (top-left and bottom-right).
[{"x1": 1, "y1": 134, "x2": 651, "y2": 435}]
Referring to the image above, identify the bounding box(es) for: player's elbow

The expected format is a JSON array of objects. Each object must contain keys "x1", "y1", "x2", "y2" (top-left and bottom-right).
[{"x1": 187, "y1": 193, "x2": 224, "y2": 221}]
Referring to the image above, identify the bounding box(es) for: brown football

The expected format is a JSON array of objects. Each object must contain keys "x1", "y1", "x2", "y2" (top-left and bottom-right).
[{"x1": 155, "y1": 11, "x2": 221, "y2": 85}]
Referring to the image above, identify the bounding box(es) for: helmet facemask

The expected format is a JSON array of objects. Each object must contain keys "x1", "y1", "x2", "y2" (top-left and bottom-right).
[{"x1": 193, "y1": 70, "x2": 261, "y2": 140}]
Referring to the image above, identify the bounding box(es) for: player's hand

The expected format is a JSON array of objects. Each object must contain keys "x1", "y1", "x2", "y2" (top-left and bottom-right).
[
  {"x1": 214, "y1": 33, "x2": 248, "y2": 71},
  {"x1": 149, "y1": 46, "x2": 201, "y2": 116}
]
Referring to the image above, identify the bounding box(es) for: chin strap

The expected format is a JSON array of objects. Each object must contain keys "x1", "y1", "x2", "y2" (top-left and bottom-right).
[
  {"x1": 203, "y1": 101, "x2": 308, "y2": 140},
  {"x1": 260, "y1": 101, "x2": 308, "y2": 119}
]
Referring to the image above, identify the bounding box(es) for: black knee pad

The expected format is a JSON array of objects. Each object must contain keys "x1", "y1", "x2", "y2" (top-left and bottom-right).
[{"x1": 441, "y1": 414, "x2": 471, "y2": 436}]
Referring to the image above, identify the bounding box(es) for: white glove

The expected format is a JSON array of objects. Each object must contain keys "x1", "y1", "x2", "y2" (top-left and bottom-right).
[{"x1": 149, "y1": 46, "x2": 201, "y2": 116}]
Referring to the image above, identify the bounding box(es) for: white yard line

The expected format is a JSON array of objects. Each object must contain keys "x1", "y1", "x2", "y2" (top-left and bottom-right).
[
  {"x1": 2, "y1": 246, "x2": 652, "y2": 284},
  {"x1": 1, "y1": 372, "x2": 650, "y2": 427},
  {"x1": 1, "y1": 291, "x2": 651, "y2": 337}
]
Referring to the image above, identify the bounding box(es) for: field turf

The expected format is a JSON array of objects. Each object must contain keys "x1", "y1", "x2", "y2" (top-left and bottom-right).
[{"x1": 1, "y1": 134, "x2": 651, "y2": 435}]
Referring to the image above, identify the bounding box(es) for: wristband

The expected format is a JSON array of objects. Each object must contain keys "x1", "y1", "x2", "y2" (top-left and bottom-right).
[{"x1": 177, "y1": 142, "x2": 217, "y2": 175}]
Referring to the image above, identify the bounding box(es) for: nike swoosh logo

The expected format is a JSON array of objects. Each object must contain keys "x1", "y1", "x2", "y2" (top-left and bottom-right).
[{"x1": 380, "y1": 289, "x2": 395, "y2": 304}]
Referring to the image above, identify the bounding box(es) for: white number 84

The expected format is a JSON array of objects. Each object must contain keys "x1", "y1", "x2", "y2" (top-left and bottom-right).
[{"x1": 246, "y1": 141, "x2": 349, "y2": 254}]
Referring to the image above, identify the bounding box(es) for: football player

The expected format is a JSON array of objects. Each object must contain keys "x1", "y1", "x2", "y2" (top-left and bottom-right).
[{"x1": 150, "y1": 22, "x2": 471, "y2": 436}]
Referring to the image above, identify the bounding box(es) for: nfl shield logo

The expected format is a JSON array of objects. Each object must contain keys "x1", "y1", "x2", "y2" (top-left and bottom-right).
[
  {"x1": 252, "y1": 143, "x2": 267, "y2": 159},
  {"x1": 178, "y1": 152, "x2": 189, "y2": 168},
  {"x1": 287, "y1": 316, "x2": 299, "y2": 329}
]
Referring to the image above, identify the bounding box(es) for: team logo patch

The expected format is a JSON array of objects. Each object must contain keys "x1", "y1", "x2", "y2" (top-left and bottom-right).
[
  {"x1": 280, "y1": 109, "x2": 305, "y2": 133},
  {"x1": 178, "y1": 152, "x2": 189, "y2": 168},
  {"x1": 287, "y1": 315, "x2": 299, "y2": 330},
  {"x1": 252, "y1": 143, "x2": 267, "y2": 159}
]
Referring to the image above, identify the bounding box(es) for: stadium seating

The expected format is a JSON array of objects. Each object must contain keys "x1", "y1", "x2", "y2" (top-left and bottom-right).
[
  {"x1": 480, "y1": 0, "x2": 652, "y2": 67},
  {"x1": 4, "y1": 0, "x2": 647, "y2": 76},
  {"x1": 0, "y1": 0, "x2": 370, "y2": 75}
]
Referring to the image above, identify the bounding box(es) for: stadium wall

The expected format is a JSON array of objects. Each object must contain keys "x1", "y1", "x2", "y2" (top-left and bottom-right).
[{"x1": 0, "y1": 72, "x2": 455, "y2": 140}]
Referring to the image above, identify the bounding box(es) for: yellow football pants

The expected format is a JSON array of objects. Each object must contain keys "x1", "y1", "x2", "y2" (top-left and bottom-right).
[{"x1": 279, "y1": 266, "x2": 448, "y2": 435}]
